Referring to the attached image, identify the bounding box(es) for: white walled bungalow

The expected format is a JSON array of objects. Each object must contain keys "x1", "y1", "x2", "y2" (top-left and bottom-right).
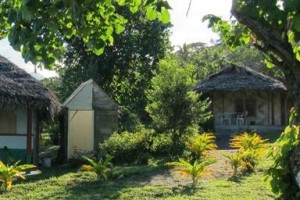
[
  {"x1": 0, "y1": 56, "x2": 59, "y2": 164},
  {"x1": 60, "y1": 79, "x2": 118, "y2": 162},
  {"x1": 195, "y1": 64, "x2": 290, "y2": 135}
]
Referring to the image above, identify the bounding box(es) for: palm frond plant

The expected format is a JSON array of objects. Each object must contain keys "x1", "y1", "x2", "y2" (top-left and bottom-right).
[
  {"x1": 0, "y1": 160, "x2": 36, "y2": 191},
  {"x1": 166, "y1": 158, "x2": 216, "y2": 188},
  {"x1": 187, "y1": 133, "x2": 217, "y2": 161},
  {"x1": 230, "y1": 132, "x2": 268, "y2": 171},
  {"x1": 222, "y1": 151, "x2": 248, "y2": 178},
  {"x1": 80, "y1": 155, "x2": 113, "y2": 180}
]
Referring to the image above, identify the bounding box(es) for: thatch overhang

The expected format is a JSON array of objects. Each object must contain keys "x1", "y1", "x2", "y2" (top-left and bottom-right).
[
  {"x1": 0, "y1": 56, "x2": 59, "y2": 121},
  {"x1": 195, "y1": 64, "x2": 287, "y2": 93}
]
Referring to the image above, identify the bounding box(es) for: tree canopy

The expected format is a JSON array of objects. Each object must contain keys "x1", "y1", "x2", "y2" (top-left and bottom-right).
[{"x1": 0, "y1": 0, "x2": 170, "y2": 67}]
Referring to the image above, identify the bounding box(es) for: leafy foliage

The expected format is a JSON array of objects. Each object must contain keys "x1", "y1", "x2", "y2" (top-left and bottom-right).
[
  {"x1": 80, "y1": 155, "x2": 113, "y2": 180},
  {"x1": 0, "y1": 0, "x2": 170, "y2": 67},
  {"x1": 56, "y1": 6, "x2": 170, "y2": 124},
  {"x1": 230, "y1": 132, "x2": 268, "y2": 172},
  {"x1": 222, "y1": 151, "x2": 247, "y2": 178},
  {"x1": 187, "y1": 133, "x2": 217, "y2": 161},
  {"x1": 266, "y1": 125, "x2": 300, "y2": 199},
  {"x1": 146, "y1": 57, "x2": 211, "y2": 133},
  {"x1": 0, "y1": 160, "x2": 35, "y2": 191},
  {"x1": 99, "y1": 128, "x2": 175, "y2": 164},
  {"x1": 166, "y1": 158, "x2": 216, "y2": 188}
]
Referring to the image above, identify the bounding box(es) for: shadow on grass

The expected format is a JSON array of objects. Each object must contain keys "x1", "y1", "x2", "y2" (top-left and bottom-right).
[
  {"x1": 171, "y1": 184, "x2": 204, "y2": 196},
  {"x1": 62, "y1": 165, "x2": 195, "y2": 199},
  {"x1": 21, "y1": 165, "x2": 78, "y2": 183}
]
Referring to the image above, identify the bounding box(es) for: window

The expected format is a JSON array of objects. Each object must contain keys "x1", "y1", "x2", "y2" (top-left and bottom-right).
[
  {"x1": 0, "y1": 110, "x2": 16, "y2": 134},
  {"x1": 234, "y1": 98, "x2": 256, "y2": 117}
]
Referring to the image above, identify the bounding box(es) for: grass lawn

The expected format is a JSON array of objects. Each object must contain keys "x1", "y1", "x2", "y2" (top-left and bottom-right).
[{"x1": 0, "y1": 150, "x2": 277, "y2": 200}]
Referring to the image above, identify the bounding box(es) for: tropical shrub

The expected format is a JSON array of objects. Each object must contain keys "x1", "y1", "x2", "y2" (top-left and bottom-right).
[
  {"x1": 222, "y1": 151, "x2": 248, "y2": 178},
  {"x1": 187, "y1": 133, "x2": 217, "y2": 161},
  {"x1": 166, "y1": 158, "x2": 216, "y2": 188},
  {"x1": 150, "y1": 133, "x2": 173, "y2": 156},
  {"x1": 0, "y1": 160, "x2": 35, "y2": 191},
  {"x1": 99, "y1": 128, "x2": 154, "y2": 164},
  {"x1": 80, "y1": 155, "x2": 113, "y2": 180},
  {"x1": 230, "y1": 132, "x2": 268, "y2": 171}
]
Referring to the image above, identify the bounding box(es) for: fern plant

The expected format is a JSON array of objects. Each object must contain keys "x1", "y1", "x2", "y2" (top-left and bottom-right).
[
  {"x1": 166, "y1": 158, "x2": 216, "y2": 187},
  {"x1": 0, "y1": 160, "x2": 36, "y2": 191},
  {"x1": 187, "y1": 133, "x2": 217, "y2": 161},
  {"x1": 80, "y1": 155, "x2": 113, "y2": 180}
]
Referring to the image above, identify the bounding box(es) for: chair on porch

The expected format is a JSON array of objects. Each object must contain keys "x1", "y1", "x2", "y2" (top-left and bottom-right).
[
  {"x1": 221, "y1": 112, "x2": 232, "y2": 125},
  {"x1": 236, "y1": 114, "x2": 244, "y2": 126},
  {"x1": 236, "y1": 110, "x2": 247, "y2": 126}
]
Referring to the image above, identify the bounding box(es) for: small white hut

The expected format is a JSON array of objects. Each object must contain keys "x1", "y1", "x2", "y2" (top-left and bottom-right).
[{"x1": 60, "y1": 79, "x2": 118, "y2": 161}]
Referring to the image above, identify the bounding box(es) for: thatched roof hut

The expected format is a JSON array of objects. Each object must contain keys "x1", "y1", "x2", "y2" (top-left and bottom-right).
[
  {"x1": 0, "y1": 56, "x2": 59, "y2": 120},
  {"x1": 195, "y1": 64, "x2": 287, "y2": 92}
]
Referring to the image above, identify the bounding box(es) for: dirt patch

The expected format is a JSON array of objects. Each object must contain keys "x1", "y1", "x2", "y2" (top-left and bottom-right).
[{"x1": 136, "y1": 150, "x2": 236, "y2": 187}]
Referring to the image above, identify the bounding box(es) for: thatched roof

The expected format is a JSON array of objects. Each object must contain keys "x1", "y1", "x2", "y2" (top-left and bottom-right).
[
  {"x1": 0, "y1": 56, "x2": 59, "y2": 120},
  {"x1": 195, "y1": 64, "x2": 287, "y2": 92}
]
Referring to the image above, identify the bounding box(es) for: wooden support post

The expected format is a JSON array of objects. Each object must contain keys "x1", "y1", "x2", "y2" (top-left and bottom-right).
[
  {"x1": 26, "y1": 107, "x2": 33, "y2": 161},
  {"x1": 33, "y1": 118, "x2": 40, "y2": 165}
]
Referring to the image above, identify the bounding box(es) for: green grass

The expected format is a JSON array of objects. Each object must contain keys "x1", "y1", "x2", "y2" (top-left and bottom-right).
[{"x1": 0, "y1": 157, "x2": 277, "y2": 200}]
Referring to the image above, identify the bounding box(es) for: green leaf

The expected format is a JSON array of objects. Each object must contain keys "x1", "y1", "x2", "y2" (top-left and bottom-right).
[
  {"x1": 159, "y1": 7, "x2": 170, "y2": 24},
  {"x1": 93, "y1": 47, "x2": 104, "y2": 56},
  {"x1": 115, "y1": 24, "x2": 125, "y2": 34},
  {"x1": 265, "y1": 59, "x2": 274, "y2": 68},
  {"x1": 146, "y1": 6, "x2": 158, "y2": 20},
  {"x1": 116, "y1": 0, "x2": 126, "y2": 6},
  {"x1": 66, "y1": 22, "x2": 72, "y2": 29}
]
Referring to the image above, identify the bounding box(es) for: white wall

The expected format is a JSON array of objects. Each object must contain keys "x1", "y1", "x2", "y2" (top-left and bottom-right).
[
  {"x1": 0, "y1": 108, "x2": 36, "y2": 150},
  {"x1": 67, "y1": 110, "x2": 94, "y2": 159}
]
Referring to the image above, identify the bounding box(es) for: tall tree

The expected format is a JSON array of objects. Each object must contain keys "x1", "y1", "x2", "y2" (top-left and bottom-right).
[
  {"x1": 0, "y1": 0, "x2": 170, "y2": 67},
  {"x1": 58, "y1": 5, "x2": 170, "y2": 123},
  {"x1": 146, "y1": 57, "x2": 211, "y2": 135}
]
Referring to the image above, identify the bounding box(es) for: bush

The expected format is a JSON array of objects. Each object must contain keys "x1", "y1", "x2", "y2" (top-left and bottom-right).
[
  {"x1": 187, "y1": 132, "x2": 217, "y2": 161},
  {"x1": 99, "y1": 127, "x2": 190, "y2": 164},
  {"x1": 151, "y1": 133, "x2": 173, "y2": 156},
  {"x1": 99, "y1": 128, "x2": 154, "y2": 164},
  {"x1": 230, "y1": 132, "x2": 268, "y2": 171}
]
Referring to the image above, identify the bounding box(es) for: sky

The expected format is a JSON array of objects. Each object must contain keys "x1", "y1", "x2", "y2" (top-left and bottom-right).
[{"x1": 0, "y1": 0, "x2": 232, "y2": 78}]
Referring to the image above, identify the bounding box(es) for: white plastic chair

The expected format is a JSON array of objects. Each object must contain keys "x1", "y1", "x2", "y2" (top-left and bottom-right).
[
  {"x1": 221, "y1": 112, "x2": 231, "y2": 125},
  {"x1": 236, "y1": 114, "x2": 244, "y2": 125}
]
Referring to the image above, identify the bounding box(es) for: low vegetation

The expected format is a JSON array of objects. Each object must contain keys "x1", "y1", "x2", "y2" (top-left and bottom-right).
[
  {"x1": 0, "y1": 151, "x2": 276, "y2": 200},
  {"x1": 0, "y1": 160, "x2": 35, "y2": 191}
]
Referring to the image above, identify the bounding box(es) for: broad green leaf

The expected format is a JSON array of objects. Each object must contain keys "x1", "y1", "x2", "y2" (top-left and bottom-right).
[
  {"x1": 115, "y1": 23, "x2": 125, "y2": 34},
  {"x1": 159, "y1": 7, "x2": 170, "y2": 24},
  {"x1": 116, "y1": 0, "x2": 126, "y2": 6},
  {"x1": 146, "y1": 6, "x2": 157, "y2": 20},
  {"x1": 265, "y1": 59, "x2": 274, "y2": 68}
]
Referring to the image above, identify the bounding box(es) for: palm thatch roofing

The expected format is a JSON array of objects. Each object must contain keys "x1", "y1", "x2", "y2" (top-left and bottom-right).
[
  {"x1": 195, "y1": 64, "x2": 287, "y2": 92},
  {"x1": 0, "y1": 56, "x2": 59, "y2": 120}
]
